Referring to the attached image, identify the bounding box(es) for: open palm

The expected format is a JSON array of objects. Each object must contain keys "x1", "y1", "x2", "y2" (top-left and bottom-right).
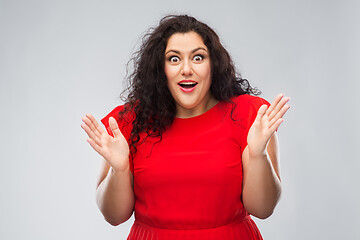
[
  {"x1": 81, "y1": 114, "x2": 130, "y2": 171},
  {"x1": 247, "y1": 94, "x2": 290, "y2": 158}
]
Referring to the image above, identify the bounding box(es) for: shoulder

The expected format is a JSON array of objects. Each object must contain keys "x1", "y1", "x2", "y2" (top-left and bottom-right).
[
  {"x1": 229, "y1": 95, "x2": 271, "y2": 154},
  {"x1": 101, "y1": 105, "x2": 125, "y2": 128},
  {"x1": 232, "y1": 94, "x2": 269, "y2": 106},
  {"x1": 230, "y1": 94, "x2": 270, "y2": 114},
  {"x1": 100, "y1": 104, "x2": 134, "y2": 138}
]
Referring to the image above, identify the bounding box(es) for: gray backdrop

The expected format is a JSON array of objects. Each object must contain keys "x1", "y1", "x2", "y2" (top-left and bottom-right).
[{"x1": 1, "y1": 0, "x2": 359, "y2": 239}]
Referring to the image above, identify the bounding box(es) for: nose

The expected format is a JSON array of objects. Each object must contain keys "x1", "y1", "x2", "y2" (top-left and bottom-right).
[{"x1": 181, "y1": 60, "x2": 193, "y2": 76}]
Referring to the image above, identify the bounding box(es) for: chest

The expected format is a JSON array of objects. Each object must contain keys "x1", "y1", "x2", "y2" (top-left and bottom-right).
[{"x1": 132, "y1": 115, "x2": 245, "y2": 192}]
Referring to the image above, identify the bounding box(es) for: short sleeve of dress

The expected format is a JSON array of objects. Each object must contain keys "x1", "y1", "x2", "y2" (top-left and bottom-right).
[
  {"x1": 235, "y1": 95, "x2": 271, "y2": 157},
  {"x1": 100, "y1": 105, "x2": 134, "y2": 175}
]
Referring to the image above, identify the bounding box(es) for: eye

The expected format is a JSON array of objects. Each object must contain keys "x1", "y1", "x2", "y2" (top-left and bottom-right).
[
  {"x1": 193, "y1": 55, "x2": 204, "y2": 61},
  {"x1": 169, "y1": 56, "x2": 180, "y2": 63}
]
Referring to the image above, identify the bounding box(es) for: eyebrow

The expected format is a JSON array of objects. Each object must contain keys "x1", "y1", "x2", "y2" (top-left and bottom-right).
[{"x1": 165, "y1": 47, "x2": 208, "y2": 55}]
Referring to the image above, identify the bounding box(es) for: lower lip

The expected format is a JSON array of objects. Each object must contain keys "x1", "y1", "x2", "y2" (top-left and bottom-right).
[{"x1": 179, "y1": 85, "x2": 197, "y2": 93}]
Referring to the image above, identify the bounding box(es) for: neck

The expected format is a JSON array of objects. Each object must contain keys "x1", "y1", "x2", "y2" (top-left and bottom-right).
[{"x1": 175, "y1": 94, "x2": 219, "y2": 119}]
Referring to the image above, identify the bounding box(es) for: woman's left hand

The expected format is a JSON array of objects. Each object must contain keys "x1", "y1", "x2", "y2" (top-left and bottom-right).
[{"x1": 247, "y1": 94, "x2": 290, "y2": 158}]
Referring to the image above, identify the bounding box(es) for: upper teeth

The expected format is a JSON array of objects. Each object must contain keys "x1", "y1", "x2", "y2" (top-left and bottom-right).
[{"x1": 180, "y1": 82, "x2": 195, "y2": 85}]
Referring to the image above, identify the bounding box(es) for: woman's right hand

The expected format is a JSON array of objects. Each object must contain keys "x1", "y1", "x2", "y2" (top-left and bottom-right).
[{"x1": 81, "y1": 114, "x2": 130, "y2": 172}]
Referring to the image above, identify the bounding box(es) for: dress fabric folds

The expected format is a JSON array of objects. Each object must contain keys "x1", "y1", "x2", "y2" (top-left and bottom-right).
[{"x1": 101, "y1": 94, "x2": 270, "y2": 240}]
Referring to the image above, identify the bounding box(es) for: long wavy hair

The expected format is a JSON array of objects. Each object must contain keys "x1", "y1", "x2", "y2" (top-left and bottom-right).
[{"x1": 120, "y1": 15, "x2": 259, "y2": 154}]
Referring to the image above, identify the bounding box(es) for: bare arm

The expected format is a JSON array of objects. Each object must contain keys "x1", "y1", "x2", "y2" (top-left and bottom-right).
[
  {"x1": 96, "y1": 158, "x2": 134, "y2": 225},
  {"x1": 82, "y1": 114, "x2": 135, "y2": 225},
  {"x1": 242, "y1": 133, "x2": 281, "y2": 219},
  {"x1": 242, "y1": 94, "x2": 290, "y2": 219}
]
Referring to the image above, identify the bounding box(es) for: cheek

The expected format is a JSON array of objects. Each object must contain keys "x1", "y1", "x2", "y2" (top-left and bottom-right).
[
  {"x1": 164, "y1": 66, "x2": 176, "y2": 92},
  {"x1": 164, "y1": 65, "x2": 177, "y2": 82},
  {"x1": 164, "y1": 65, "x2": 170, "y2": 81},
  {"x1": 198, "y1": 64, "x2": 212, "y2": 82}
]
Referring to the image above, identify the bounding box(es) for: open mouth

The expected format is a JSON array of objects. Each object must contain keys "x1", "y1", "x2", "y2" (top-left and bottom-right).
[
  {"x1": 178, "y1": 82, "x2": 198, "y2": 88},
  {"x1": 178, "y1": 80, "x2": 198, "y2": 92}
]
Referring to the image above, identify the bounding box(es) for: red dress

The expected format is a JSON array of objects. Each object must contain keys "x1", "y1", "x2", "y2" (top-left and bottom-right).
[{"x1": 101, "y1": 94, "x2": 270, "y2": 240}]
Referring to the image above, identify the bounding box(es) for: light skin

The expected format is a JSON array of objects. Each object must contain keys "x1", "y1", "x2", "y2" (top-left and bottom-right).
[
  {"x1": 242, "y1": 94, "x2": 290, "y2": 219},
  {"x1": 164, "y1": 31, "x2": 218, "y2": 118},
  {"x1": 81, "y1": 114, "x2": 134, "y2": 225},
  {"x1": 81, "y1": 31, "x2": 290, "y2": 225},
  {"x1": 165, "y1": 32, "x2": 290, "y2": 218}
]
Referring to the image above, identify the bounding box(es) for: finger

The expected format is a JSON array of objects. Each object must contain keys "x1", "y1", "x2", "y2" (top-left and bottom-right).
[
  {"x1": 86, "y1": 113, "x2": 106, "y2": 136},
  {"x1": 266, "y1": 93, "x2": 284, "y2": 116},
  {"x1": 254, "y1": 104, "x2": 268, "y2": 123},
  {"x1": 81, "y1": 123, "x2": 103, "y2": 147},
  {"x1": 269, "y1": 104, "x2": 290, "y2": 127},
  {"x1": 87, "y1": 138, "x2": 106, "y2": 157},
  {"x1": 82, "y1": 115, "x2": 102, "y2": 140},
  {"x1": 109, "y1": 117, "x2": 123, "y2": 138},
  {"x1": 268, "y1": 96, "x2": 290, "y2": 121},
  {"x1": 81, "y1": 123, "x2": 93, "y2": 138},
  {"x1": 268, "y1": 118, "x2": 284, "y2": 134},
  {"x1": 267, "y1": 95, "x2": 288, "y2": 119}
]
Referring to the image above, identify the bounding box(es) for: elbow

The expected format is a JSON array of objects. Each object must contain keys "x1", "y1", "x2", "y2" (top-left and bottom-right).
[
  {"x1": 252, "y1": 209, "x2": 274, "y2": 220},
  {"x1": 106, "y1": 218, "x2": 122, "y2": 226},
  {"x1": 104, "y1": 212, "x2": 133, "y2": 226},
  {"x1": 97, "y1": 198, "x2": 134, "y2": 226},
  {"x1": 96, "y1": 191, "x2": 135, "y2": 226},
  {"x1": 244, "y1": 194, "x2": 281, "y2": 220}
]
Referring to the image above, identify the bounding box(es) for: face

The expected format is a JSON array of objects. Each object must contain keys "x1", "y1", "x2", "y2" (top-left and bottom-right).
[{"x1": 164, "y1": 31, "x2": 216, "y2": 118}]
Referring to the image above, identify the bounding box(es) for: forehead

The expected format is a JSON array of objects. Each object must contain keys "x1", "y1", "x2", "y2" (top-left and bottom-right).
[{"x1": 165, "y1": 31, "x2": 207, "y2": 51}]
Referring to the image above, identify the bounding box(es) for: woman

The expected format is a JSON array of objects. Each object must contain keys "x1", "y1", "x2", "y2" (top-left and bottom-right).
[{"x1": 81, "y1": 15, "x2": 290, "y2": 240}]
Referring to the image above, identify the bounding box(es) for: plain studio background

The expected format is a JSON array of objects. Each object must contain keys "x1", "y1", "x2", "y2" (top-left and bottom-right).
[{"x1": 0, "y1": 0, "x2": 359, "y2": 239}]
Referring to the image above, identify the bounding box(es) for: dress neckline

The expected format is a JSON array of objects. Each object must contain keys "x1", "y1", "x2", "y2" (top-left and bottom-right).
[{"x1": 174, "y1": 101, "x2": 221, "y2": 121}]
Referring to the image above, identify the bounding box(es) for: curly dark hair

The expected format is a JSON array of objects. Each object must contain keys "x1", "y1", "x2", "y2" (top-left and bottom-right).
[{"x1": 120, "y1": 14, "x2": 259, "y2": 154}]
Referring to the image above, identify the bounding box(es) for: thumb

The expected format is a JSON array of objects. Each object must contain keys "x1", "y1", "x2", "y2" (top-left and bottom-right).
[
  {"x1": 254, "y1": 104, "x2": 268, "y2": 122},
  {"x1": 108, "y1": 117, "x2": 122, "y2": 138}
]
